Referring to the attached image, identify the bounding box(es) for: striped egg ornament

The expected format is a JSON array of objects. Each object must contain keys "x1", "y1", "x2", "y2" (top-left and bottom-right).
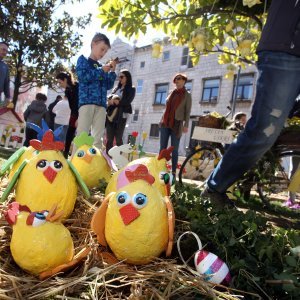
[
  {"x1": 194, "y1": 249, "x2": 231, "y2": 285},
  {"x1": 177, "y1": 231, "x2": 231, "y2": 286}
]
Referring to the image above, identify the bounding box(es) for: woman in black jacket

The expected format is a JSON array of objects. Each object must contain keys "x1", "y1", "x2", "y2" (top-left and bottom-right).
[
  {"x1": 106, "y1": 69, "x2": 136, "y2": 152},
  {"x1": 56, "y1": 71, "x2": 79, "y2": 158}
]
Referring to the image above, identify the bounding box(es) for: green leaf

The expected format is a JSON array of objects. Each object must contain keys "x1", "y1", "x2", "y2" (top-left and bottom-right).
[{"x1": 285, "y1": 256, "x2": 298, "y2": 267}]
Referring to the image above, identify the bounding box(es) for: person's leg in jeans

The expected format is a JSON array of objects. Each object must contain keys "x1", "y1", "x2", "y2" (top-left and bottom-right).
[
  {"x1": 115, "y1": 118, "x2": 127, "y2": 146},
  {"x1": 206, "y1": 52, "x2": 300, "y2": 196},
  {"x1": 61, "y1": 125, "x2": 68, "y2": 142},
  {"x1": 91, "y1": 106, "x2": 106, "y2": 150},
  {"x1": 170, "y1": 130, "x2": 180, "y2": 174},
  {"x1": 160, "y1": 127, "x2": 171, "y2": 152}
]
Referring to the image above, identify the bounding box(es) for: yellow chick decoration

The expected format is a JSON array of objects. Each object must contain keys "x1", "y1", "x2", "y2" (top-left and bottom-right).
[
  {"x1": 71, "y1": 132, "x2": 116, "y2": 188},
  {"x1": 5, "y1": 202, "x2": 73, "y2": 276},
  {"x1": 92, "y1": 164, "x2": 175, "y2": 265},
  {"x1": 4, "y1": 202, "x2": 90, "y2": 279},
  {"x1": 105, "y1": 146, "x2": 175, "y2": 197},
  {"x1": 1, "y1": 130, "x2": 90, "y2": 219}
]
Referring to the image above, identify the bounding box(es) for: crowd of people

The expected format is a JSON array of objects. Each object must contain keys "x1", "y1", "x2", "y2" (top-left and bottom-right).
[{"x1": 2, "y1": 32, "x2": 193, "y2": 170}]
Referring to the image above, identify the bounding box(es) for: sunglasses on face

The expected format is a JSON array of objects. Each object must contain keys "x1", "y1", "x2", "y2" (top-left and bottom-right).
[
  {"x1": 175, "y1": 77, "x2": 184, "y2": 81},
  {"x1": 119, "y1": 75, "x2": 125, "y2": 79}
]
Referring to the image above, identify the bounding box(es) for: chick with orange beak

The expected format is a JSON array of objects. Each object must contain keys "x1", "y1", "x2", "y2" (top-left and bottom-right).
[
  {"x1": 1, "y1": 130, "x2": 89, "y2": 219},
  {"x1": 5, "y1": 202, "x2": 89, "y2": 279},
  {"x1": 71, "y1": 132, "x2": 116, "y2": 188},
  {"x1": 91, "y1": 164, "x2": 175, "y2": 265}
]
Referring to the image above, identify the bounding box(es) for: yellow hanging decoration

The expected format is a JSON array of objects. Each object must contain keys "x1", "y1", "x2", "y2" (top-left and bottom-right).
[
  {"x1": 225, "y1": 21, "x2": 234, "y2": 32},
  {"x1": 225, "y1": 64, "x2": 236, "y2": 80},
  {"x1": 191, "y1": 34, "x2": 206, "y2": 52},
  {"x1": 152, "y1": 43, "x2": 162, "y2": 58},
  {"x1": 243, "y1": 0, "x2": 262, "y2": 8},
  {"x1": 237, "y1": 39, "x2": 252, "y2": 57}
]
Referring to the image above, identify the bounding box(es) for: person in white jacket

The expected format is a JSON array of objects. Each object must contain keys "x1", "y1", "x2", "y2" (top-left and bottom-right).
[{"x1": 53, "y1": 96, "x2": 71, "y2": 143}]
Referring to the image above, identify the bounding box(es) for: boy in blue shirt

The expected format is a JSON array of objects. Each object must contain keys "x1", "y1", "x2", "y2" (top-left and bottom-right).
[{"x1": 76, "y1": 33, "x2": 117, "y2": 150}]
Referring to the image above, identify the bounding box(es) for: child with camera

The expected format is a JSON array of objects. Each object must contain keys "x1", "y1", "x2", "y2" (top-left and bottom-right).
[{"x1": 75, "y1": 32, "x2": 117, "y2": 152}]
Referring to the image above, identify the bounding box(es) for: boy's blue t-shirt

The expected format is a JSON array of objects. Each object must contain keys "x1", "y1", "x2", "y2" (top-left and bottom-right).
[{"x1": 76, "y1": 55, "x2": 116, "y2": 109}]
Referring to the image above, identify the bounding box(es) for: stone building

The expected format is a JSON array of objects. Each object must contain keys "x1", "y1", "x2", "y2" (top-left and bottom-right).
[{"x1": 106, "y1": 38, "x2": 257, "y2": 156}]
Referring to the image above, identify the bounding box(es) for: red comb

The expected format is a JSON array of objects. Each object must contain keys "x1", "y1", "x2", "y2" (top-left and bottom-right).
[
  {"x1": 4, "y1": 202, "x2": 31, "y2": 225},
  {"x1": 125, "y1": 164, "x2": 155, "y2": 185},
  {"x1": 30, "y1": 130, "x2": 64, "y2": 151},
  {"x1": 158, "y1": 146, "x2": 174, "y2": 161}
]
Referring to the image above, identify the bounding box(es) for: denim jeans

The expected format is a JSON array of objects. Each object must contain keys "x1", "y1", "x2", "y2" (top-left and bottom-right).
[
  {"x1": 160, "y1": 127, "x2": 180, "y2": 173},
  {"x1": 207, "y1": 51, "x2": 300, "y2": 193}
]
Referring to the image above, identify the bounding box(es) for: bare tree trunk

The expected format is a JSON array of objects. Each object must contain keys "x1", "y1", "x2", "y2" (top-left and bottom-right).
[{"x1": 12, "y1": 71, "x2": 22, "y2": 109}]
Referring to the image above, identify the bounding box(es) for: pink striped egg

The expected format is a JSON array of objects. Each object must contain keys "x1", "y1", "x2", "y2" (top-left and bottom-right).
[{"x1": 194, "y1": 249, "x2": 231, "y2": 285}]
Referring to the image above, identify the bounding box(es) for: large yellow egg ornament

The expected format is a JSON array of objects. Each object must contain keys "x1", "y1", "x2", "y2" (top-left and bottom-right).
[
  {"x1": 1, "y1": 131, "x2": 90, "y2": 219},
  {"x1": 5, "y1": 203, "x2": 74, "y2": 276},
  {"x1": 92, "y1": 164, "x2": 175, "y2": 265},
  {"x1": 71, "y1": 132, "x2": 116, "y2": 188}
]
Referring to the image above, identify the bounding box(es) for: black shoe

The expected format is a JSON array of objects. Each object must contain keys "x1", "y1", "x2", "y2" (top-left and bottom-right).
[{"x1": 201, "y1": 186, "x2": 236, "y2": 210}]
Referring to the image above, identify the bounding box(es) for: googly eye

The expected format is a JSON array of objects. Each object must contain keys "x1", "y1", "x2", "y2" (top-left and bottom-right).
[
  {"x1": 159, "y1": 172, "x2": 170, "y2": 184},
  {"x1": 27, "y1": 210, "x2": 49, "y2": 227},
  {"x1": 88, "y1": 147, "x2": 97, "y2": 155},
  {"x1": 50, "y1": 160, "x2": 63, "y2": 171},
  {"x1": 36, "y1": 159, "x2": 50, "y2": 171},
  {"x1": 116, "y1": 191, "x2": 131, "y2": 206},
  {"x1": 170, "y1": 173, "x2": 175, "y2": 185},
  {"x1": 132, "y1": 193, "x2": 147, "y2": 209},
  {"x1": 35, "y1": 212, "x2": 47, "y2": 220},
  {"x1": 77, "y1": 150, "x2": 85, "y2": 158}
]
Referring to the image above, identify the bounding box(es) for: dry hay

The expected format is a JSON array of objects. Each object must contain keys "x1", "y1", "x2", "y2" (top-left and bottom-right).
[{"x1": 0, "y1": 179, "x2": 253, "y2": 300}]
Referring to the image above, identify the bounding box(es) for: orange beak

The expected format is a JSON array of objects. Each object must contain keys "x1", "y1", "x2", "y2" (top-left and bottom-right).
[
  {"x1": 119, "y1": 203, "x2": 140, "y2": 225},
  {"x1": 43, "y1": 166, "x2": 57, "y2": 183},
  {"x1": 83, "y1": 154, "x2": 93, "y2": 164}
]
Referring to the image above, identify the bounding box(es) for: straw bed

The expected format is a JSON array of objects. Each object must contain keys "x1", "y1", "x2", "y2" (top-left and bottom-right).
[{"x1": 0, "y1": 181, "x2": 251, "y2": 299}]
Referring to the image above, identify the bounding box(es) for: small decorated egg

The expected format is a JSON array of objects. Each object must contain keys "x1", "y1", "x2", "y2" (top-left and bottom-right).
[
  {"x1": 177, "y1": 231, "x2": 231, "y2": 285},
  {"x1": 194, "y1": 249, "x2": 231, "y2": 285}
]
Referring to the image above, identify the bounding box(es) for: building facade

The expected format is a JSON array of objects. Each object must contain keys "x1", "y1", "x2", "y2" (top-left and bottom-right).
[{"x1": 107, "y1": 38, "x2": 257, "y2": 156}]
